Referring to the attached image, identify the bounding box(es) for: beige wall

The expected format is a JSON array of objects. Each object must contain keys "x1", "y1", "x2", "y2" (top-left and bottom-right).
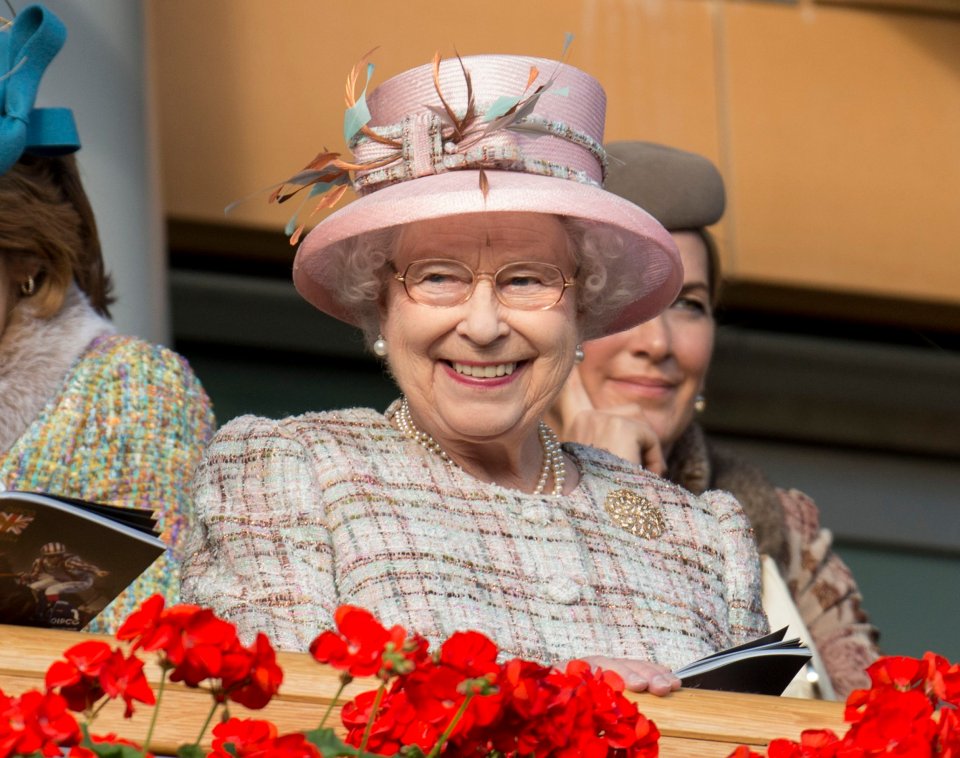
[{"x1": 150, "y1": 0, "x2": 960, "y2": 305}]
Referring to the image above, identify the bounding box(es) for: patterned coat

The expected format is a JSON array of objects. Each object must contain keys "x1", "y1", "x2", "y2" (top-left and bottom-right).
[
  {"x1": 182, "y1": 405, "x2": 768, "y2": 670},
  {"x1": 0, "y1": 287, "x2": 216, "y2": 632},
  {"x1": 667, "y1": 423, "x2": 880, "y2": 698}
]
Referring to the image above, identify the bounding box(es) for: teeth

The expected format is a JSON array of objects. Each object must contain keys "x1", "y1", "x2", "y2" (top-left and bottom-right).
[{"x1": 453, "y1": 362, "x2": 517, "y2": 378}]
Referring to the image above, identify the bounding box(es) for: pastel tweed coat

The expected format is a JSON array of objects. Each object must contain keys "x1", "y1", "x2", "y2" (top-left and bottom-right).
[
  {"x1": 182, "y1": 405, "x2": 768, "y2": 669},
  {"x1": 0, "y1": 287, "x2": 215, "y2": 633}
]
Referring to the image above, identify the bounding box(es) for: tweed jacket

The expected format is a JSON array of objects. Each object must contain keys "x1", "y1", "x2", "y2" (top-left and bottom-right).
[
  {"x1": 182, "y1": 406, "x2": 768, "y2": 669},
  {"x1": 668, "y1": 423, "x2": 880, "y2": 698},
  {"x1": 0, "y1": 289, "x2": 216, "y2": 633}
]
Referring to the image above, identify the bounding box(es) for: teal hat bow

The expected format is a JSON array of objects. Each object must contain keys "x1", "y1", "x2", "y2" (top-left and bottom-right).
[{"x1": 0, "y1": 4, "x2": 80, "y2": 176}]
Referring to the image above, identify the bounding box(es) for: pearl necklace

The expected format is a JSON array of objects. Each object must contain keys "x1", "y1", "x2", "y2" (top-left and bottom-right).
[{"x1": 393, "y1": 397, "x2": 565, "y2": 496}]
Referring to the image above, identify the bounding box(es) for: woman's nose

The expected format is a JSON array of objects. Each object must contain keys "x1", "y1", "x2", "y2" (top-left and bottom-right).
[
  {"x1": 455, "y1": 279, "x2": 510, "y2": 344},
  {"x1": 628, "y1": 315, "x2": 671, "y2": 360}
]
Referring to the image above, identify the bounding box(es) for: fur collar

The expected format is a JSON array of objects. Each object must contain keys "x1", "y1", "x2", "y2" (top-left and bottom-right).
[
  {"x1": 0, "y1": 285, "x2": 114, "y2": 453},
  {"x1": 668, "y1": 423, "x2": 788, "y2": 569}
]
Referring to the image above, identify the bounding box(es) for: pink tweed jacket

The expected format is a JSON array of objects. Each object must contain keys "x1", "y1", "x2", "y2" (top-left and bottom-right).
[{"x1": 181, "y1": 406, "x2": 768, "y2": 668}]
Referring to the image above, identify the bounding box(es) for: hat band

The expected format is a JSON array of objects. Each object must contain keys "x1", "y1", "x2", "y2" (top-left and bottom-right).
[{"x1": 351, "y1": 106, "x2": 607, "y2": 197}]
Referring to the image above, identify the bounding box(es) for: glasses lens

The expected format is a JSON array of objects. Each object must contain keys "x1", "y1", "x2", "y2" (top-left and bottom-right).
[
  {"x1": 403, "y1": 259, "x2": 474, "y2": 306},
  {"x1": 495, "y1": 262, "x2": 565, "y2": 309}
]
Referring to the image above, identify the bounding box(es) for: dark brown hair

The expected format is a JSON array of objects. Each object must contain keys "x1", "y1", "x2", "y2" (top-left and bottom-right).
[
  {"x1": 0, "y1": 154, "x2": 113, "y2": 317},
  {"x1": 697, "y1": 228, "x2": 722, "y2": 309}
]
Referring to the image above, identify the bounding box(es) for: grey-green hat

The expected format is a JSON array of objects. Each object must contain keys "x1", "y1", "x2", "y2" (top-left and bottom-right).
[{"x1": 603, "y1": 141, "x2": 725, "y2": 231}]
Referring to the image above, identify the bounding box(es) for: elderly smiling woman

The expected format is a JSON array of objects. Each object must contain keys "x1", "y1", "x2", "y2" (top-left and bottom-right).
[{"x1": 181, "y1": 53, "x2": 768, "y2": 695}]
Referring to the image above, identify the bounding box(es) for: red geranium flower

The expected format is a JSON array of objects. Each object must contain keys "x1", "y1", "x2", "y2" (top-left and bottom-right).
[
  {"x1": 98, "y1": 648, "x2": 156, "y2": 718},
  {"x1": 223, "y1": 632, "x2": 284, "y2": 710},
  {"x1": 843, "y1": 687, "x2": 936, "y2": 754},
  {"x1": 212, "y1": 718, "x2": 320, "y2": 758},
  {"x1": 118, "y1": 595, "x2": 243, "y2": 687},
  {"x1": 44, "y1": 640, "x2": 113, "y2": 712},
  {"x1": 211, "y1": 717, "x2": 320, "y2": 758},
  {"x1": 309, "y1": 605, "x2": 414, "y2": 680},
  {"x1": 403, "y1": 632, "x2": 503, "y2": 740},
  {"x1": 341, "y1": 688, "x2": 440, "y2": 756},
  {"x1": 438, "y1": 629, "x2": 500, "y2": 679},
  {"x1": 924, "y1": 652, "x2": 960, "y2": 706},
  {"x1": 0, "y1": 688, "x2": 80, "y2": 758},
  {"x1": 164, "y1": 608, "x2": 243, "y2": 686},
  {"x1": 936, "y1": 707, "x2": 960, "y2": 755},
  {"x1": 764, "y1": 729, "x2": 843, "y2": 758},
  {"x1": 210, "y1": 717, "x2": 279, "y2": 758},
  {"x1": 865, "y1": 656, "x2": 931, "y2": 693},
  {"x1": 115, "y1": 594, "x2": 172, "y2": 652}
]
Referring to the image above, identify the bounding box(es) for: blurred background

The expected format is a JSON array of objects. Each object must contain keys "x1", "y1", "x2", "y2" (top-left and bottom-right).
[{"x1": 38, "y1": 0, "x2": 959, "y2": 658}]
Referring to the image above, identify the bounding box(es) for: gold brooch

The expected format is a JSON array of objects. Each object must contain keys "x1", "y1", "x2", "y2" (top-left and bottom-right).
[{"x1": 604, "y1": 489, "x2": 666, "y2": 540}]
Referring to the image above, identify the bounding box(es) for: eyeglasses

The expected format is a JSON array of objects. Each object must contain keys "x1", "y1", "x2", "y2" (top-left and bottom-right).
[{"x1": 393, "y1": 258, "x2": 576, "y2": 310}]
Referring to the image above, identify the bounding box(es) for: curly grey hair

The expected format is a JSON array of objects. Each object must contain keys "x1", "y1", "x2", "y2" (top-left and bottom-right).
[{"x1": 322, "y1": 215, "x2": 644, "y2": 348}]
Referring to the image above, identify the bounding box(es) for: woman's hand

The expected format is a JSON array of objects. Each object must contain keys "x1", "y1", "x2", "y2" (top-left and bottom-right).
[
  {"x1": 578, "y1": 655, "x2": 681, "y2": 695},
  {"x1": 555, "y1": 367, "x2": 667, "y2": 475}
]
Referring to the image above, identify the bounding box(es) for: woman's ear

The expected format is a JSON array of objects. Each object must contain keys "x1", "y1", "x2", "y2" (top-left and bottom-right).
[{"x1": 6, "y1": 256, "x2": 42, "y2": 296}]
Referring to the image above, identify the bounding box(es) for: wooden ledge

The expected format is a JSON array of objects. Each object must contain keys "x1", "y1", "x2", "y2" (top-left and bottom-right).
[{"x1": 0, "y1": 625, "x2": 846, "y2": 757}]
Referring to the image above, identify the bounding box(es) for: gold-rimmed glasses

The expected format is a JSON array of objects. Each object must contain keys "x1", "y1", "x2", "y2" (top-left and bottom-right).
[{"x1": 393, "y1": 258, "x2": 576, "y2": 310}]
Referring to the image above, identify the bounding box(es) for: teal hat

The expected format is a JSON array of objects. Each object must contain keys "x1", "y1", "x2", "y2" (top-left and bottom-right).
[{"x1": 0, "y1": 4, "x2": 80, "y2": 176}]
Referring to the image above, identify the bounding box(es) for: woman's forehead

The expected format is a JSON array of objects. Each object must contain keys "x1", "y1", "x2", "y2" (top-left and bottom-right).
[{"x1": 393, "y1": 212, "x2": 572, "y2": 266}]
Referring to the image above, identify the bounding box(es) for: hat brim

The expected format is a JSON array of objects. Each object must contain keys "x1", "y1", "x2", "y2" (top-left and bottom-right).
[{"x1": 293, "y1": 170, "x2": 682, "y2": 337}]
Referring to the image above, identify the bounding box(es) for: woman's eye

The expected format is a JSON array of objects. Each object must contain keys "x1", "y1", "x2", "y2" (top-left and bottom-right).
[
  {"x1": 503, "y1": 275, "x2": 545, "y2": 288},
  {"x1": 673, "y1": 296, "x2": 709, "y2": 315},
  {"x1": 414, "y1": 266, "x2": 471, "y2": 286}
]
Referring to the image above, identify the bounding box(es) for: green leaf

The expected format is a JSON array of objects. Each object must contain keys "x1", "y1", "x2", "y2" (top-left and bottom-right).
[
  {"x1": 84, "y1": 742, "x2": 148, "y2": 758},
  {"x1": 303, "y1": 726, "x2": 396, "y2": 757},
  {"x1": 176, "y1": 744, "x2": 207, "y2": 758},
  {"x1": 304, "y1": 727, "x2": 357, "y2": 755}
]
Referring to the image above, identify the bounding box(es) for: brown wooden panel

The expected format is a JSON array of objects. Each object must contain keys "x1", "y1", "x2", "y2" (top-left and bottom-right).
[
  {"x1": 817, "y1": 0, "x2": 960, "y2": 16},
  {"x1": 148, "y1": 1, "x2": 721, "y2": 227},
  {"x1": 722, "y1": 2, "x2": 960, "y2": 303},
  {"x1": 1, "y1": 625, "x2": 846, "y2": 756}
]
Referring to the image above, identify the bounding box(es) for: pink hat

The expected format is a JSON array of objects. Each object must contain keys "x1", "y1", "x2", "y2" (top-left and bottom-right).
[{"x1": 289, "y1": 53, "x2": 681, "y2": 337}]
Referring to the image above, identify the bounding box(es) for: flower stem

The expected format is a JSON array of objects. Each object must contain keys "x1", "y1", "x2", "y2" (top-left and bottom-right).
[
  {"x1": 89, "y1": 696, "x2": 110, "y2": 723},
  {"x1": 142, "y1": 668, "x2": 166, "y2": 758},
  {"x1": 427, "y1": 693, "x2": 473, "y2": 758},
  {"x1": 191, "y1": 696, "x2": 223, "y2": 749},
  {"x1": 318, "y1": 680, "x2": 349, "y2": 729},
  {"x1": 359, "y1": 684, "x2": 386, "y2": 755}
]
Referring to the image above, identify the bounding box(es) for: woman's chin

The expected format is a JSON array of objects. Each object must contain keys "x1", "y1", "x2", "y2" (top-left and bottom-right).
[{"x1": 427, "y1": 404, "x2": 531, "y2": 445}]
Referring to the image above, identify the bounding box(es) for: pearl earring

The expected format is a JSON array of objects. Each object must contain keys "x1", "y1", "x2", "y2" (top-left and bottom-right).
[
  {"x1": 20, "y1": 276, "x2": 35, "y2": 296},
  {"x1": 694, "y1": 394, "x2": 707, "y2": 413},
  {"x1": 574, "y1": 344, "x2": 585, "y2": 363},
  {"x1": 373, "y1": 334, "x2": 388, "y2": 357}
]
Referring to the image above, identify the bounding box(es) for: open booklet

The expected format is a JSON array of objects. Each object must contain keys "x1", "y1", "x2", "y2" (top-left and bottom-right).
[
  {"x1": 0, "y1": 490, "x2": 165, "y2": 631},
  {"x1": 674, "y1": 627, "x2": 813, "y2": 696}
]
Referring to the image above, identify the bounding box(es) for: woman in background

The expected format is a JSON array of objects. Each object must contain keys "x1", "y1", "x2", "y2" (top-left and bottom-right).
[
  {"x1": 0, "y1": 4, "x2": 215, "y2": 632},
  {"x1": 548, "y1": 140, "x2": 880, "y2": 699}
]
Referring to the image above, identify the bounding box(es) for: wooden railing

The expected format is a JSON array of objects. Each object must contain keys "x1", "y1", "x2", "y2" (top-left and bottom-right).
[{"x1": 0, "y1": 625, "x2": 847, "y2": 757}]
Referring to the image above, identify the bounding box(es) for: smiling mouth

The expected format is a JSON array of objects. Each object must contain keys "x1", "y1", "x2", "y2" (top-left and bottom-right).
[{"x1": 450, "y1": 361, "x2": 519, "y2": 378}]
